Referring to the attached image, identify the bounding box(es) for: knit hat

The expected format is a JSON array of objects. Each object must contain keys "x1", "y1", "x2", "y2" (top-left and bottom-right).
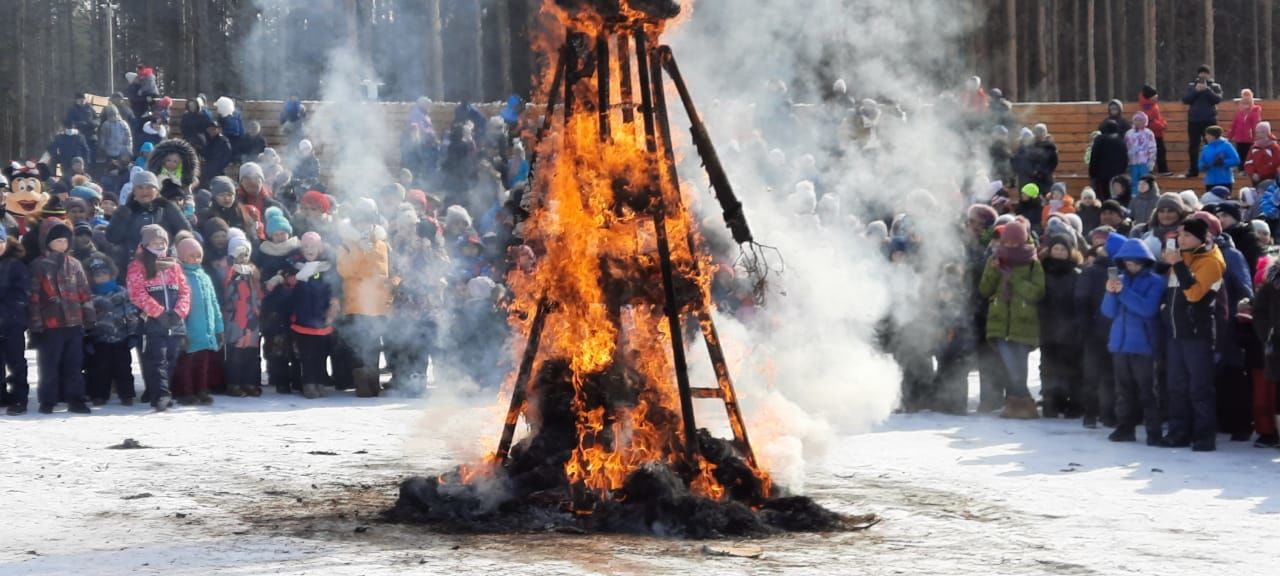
[
  {"x1": 1100, "y1": 199, "x2": 1127, "y2": 216},
  {"x1": 210, "y1": 175, "x2": 237, "y2": 197},
  {"x1": 239, "y1": 162, "x2": 264, "y2": 182},
  {"x1": 1155, "y1": 192, "x2": 1186, "y2": 214},
  {"x1": 41, "y1": 196, "x2": 66, "y2": 218},
  {"x1": 264, "y1": 206, "x2": 293, "y2": 236},
  {"x1": 1252, "y1": 220, "x2": 1271, "y2": 237},
  {"x1": 417, "y1": 219, "x2": 440, "y2": 240},
  {"x1": 1045, "y1": 233, "x2": 1076, "y2": 253},
  {"x1": 1207, "y1": 186, "x2": 1231, "y2": 201},
  {"x1": 1001, "y1": 220, "x2": 1029, "y2": 244},
  {"x1": 300, "y1": 231, "x2": 324, "y2": 253},
  {"x1": 71, "y1": 185, "x2": 101, "y2": 203},
  {"x1": 1133, "y1": 111, "x2": 1149, "y2": 125},
  {"x1": 1141, "y1": 84, "x2": 1158, "y2": 99},
  {"x1": 1050, "y1": 182, "x2": 1067, "y2": 197},
  {"x1": 228, "y1": 234, "x2": 252, "y2": 259},
  {"x1": 140, "y1": 142, "x2": 155, "y2": 154},
  {"x1": 466, "y1": 276, "x2": 497, "y2": 301},
  {"x1": 968, "y1": 204, "x2": 998, "y2": 228},
  {"x1": 132, "y1": 170, "x2": 160, "y2": 189},
  {"x1": 140, "y1": 224, "x2": 169, "y2": 248},
  {"x1": 214, "y1": 96, "x2": 235, "y2": 117},
  {"x1": 1089, "y1": 225, "x2": 1116, "y2": 242},
  {"x1": 445, "y1": 205, "x2": 472, "y2": 229},
  {"x1": 86, "y1": 254, "x2": 117, "y2": 279},
  {"x1": 44, "y1": 220, "x2": 72, "y2": 248},
  {"x1": 1020, "y1": 183, "x2": 1040, "y2": 199},
  {"x1": 73, "y1": 221, "x2": 93, "y2": 237},
  {"x1": 65, "y1": 197, "x2": 89, "y2": 215},
  {"x1": 176, "y1": 237, "x2": 203, "y2": 261},
  {"x1": 1182, "y1": 216, "x2": 1212, "y2": 244},
  {"x1": 1180, "y1": 190, "x2": 1203, "y2": 211},
  {"x1": 1206, "y1": 200, "x2": 1243, "y2": 223},
  {"x1": 301, "y1": 190, "x2": 331, "y2": 214},
  {"x1": 1080, "y1": 187, "x2": 1097, "y2": 201}
]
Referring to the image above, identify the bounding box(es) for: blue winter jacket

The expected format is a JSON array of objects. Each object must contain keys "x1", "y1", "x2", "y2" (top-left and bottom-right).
[
  {"x1": 182, "y1": 262, "x2": 223, "y2": 353},
  {"x1": 1198, "y1": 138, "x2": 1241, "y2": 186},
  {"x1": 1102, "y1": 239, "x2": 1165, "y2": 355}
]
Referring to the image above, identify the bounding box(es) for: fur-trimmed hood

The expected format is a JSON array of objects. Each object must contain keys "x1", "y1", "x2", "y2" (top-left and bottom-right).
[{"x1": 147, "y1": 138, "x2": 201, "y2": 192}]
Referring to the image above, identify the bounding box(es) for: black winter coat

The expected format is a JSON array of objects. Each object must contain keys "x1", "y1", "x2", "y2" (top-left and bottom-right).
[
  {"x1": 1039, "y1": 258, "x2": 1081, "y2": 348},
  {"x1": 1075, "y1": 256, "x2": 1114, "y2": 345},
  {"x1": 1225, "y1": 223, "x2": 1263, "y2": 275},
  {"x1": 1089, "y1": 134, "x2": 1129, "y2": 186},
  {"x1": 105, "y1": 197, "x2": 192, "y2": 274},
  {"x1": 0, "y1": 253, "x2": 31, "y2": 331}
]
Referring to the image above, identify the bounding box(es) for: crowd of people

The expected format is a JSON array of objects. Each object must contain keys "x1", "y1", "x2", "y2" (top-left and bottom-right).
[
  {"x1": 884, "y1": 66, "x2": 1280, "y2": 452},
  {"x1": 2, "y1": 66, "x2": 527, "y2": 415}
]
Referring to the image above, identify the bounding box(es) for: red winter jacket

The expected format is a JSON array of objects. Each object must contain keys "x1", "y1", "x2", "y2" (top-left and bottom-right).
[
  {"x1": 1245, "y1": 140, "x2": 1280, "y2": 181},
  {"x1": 127, "y1": 258, "x2": 191, "y2": 321},
  {"x1": 1137, "y1": 94, "x2": 1169, "y2": 138},
  {"x1": 28, "y1": 253, "x2": 95, "y2": 331}
]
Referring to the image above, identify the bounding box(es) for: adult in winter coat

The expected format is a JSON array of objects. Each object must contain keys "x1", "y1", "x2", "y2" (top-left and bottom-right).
[
  {"x1": 1098, "y1": 99, "x2": 1131, "y2": 134},
  {"x1": 1250, "y1": 261, "x2": 1280, "y2": 447},
  {"x1": 0, "y1": 227, "x2": 31, "y2": 414},
  {"x1": 1198, "y1": 126, "x2": 1241, "y2": 191},
  {"x1": 1193, "y1": 211, "x2": 1257, "y2": 443},
  {"x1": 1076, "y1": 231, "x2": 1128, "y2": 427},
  {"x1": 335, "y1": 202, "x2": 391, "y2": 398},
  {"x1": 1206, "y1": 201, "x2": 1263, "y2": 273},
  {"x1": 237, "y1": 162, "x2": 287, "y2": 225},
  {"x1": 199, "y1": 176, "x2": 257, "y2": 247},
  {"x1": 1039, "y1": 235, "x2": 1083, "y2": 418},
  {"x1": 1101, "y1": 238, "x2": 1166, "y2": 443},
  {"x1": 1226, "y1": 89, "x2": 1264, "y2": 162},
  {"x1": 979, "y1": 221, "x2": 1046, "y2": 419},
  {"x1": 126, "y1": 225, "x2": 191, "y2": 412},
  {"x1": 199, "y1": 123, "x2": 234, "y2": 181},
  {"x1": 1244, "y1": 122, "x2": 1280, "y2": 186},
  {"x1": 1160, "y1": 217, "x2": 1226, "y2": 451},
  {"x1": 1088, "y1": 120, "x2": 1129, "y2": 200},
  {"x1": 98, "y1": 105, "x2": 134, "y2": 163},
  {"x1": 28, "y1": 219, "x2": 96, "y2": 414},
  {"x1": 47, "y1": 123, "x2": 91, "y2": 179},
  {"x1": 106, "y1": 170, "x2": 192, "y2": 277},
  {"x1": 1138, "y1": 85, "x2": 1170, "y2": 173},
  {"x1": 1182, "y1": 65, "x2": 1225, "y2": 177}
]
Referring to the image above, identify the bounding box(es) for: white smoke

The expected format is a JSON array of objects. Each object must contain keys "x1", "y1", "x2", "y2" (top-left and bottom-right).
[{"x1": 668, "y1": 0, "x2": 989, "y2": 489}]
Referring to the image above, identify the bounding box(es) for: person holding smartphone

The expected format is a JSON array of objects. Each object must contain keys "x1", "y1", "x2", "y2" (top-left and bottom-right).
[
  {"x1": 1102, "y1": 239, "x2": 1166, "y2": 444},
  {"x1": 1182, "y1": 65, "x2": 1225, "y2": 178}
]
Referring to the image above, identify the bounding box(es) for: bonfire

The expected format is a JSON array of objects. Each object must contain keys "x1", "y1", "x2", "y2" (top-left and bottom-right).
[{"x1": 388, "y1": 0, "x2": 874, "y2": 538}]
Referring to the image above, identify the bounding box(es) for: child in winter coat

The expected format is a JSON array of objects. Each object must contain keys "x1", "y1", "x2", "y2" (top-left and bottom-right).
[
  {"x1": 1138, "y1": 85, "x2": 1170, "y2": 174},
  {"x1": 1038, "y1": 235, "x2": 1083, "y2": 419},
  {"x1": 173, "y1": 238, "x2": 223, "y2": 405},
  {"x1": 1198, "y1": 126, "x2": 1242, "y2": 192},
  {"x1": 1102, "y1": 238, "x2": 1166, "y2": 444},
  {"x1": 127, "y1": 224, "x2": 190, "y2": 411},
  {"x1": 222, "y1": 233, "x2": 262, "y2": 397},
  {"x1": 290, "y1": 232, "x2": 342, "y2": 399},
  {"x1": 29, "y1": 219, "x2": 96, "y2": 414},
  {"x1": 1076, "y1": 231, "x2": 1128, "y2": 427},
  {"x1": 256, "y1": 206, "x2": 301, "y2": 395},
  {"x1": 84, "y1": 254, "x2": 140, "y2": 406},
  {"x1": 1124, "y1": 112, "x2": 1158, "y2": 184},
  {"x1": 0, "y1": 227, "x2": 31, "y2": 414},
  {"x1": 335, "y1": 202, "x2": 391, "y2": 397},
  {"x1": 979, "y1": 221, "x2": 1046, "y2": 419}
]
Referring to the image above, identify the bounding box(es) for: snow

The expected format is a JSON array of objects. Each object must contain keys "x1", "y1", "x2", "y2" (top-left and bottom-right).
[{"x1": 2, "y1": 350, "x2": 1279, "y2": 575}]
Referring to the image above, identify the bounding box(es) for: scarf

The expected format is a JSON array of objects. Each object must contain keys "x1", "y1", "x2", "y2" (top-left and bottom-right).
[
  {"x1": 91, "y1": 280, "x2": 120, "y2": 296},
  {"x1": 995, "y1": 243, "x2": 1037, "y2": 300}
]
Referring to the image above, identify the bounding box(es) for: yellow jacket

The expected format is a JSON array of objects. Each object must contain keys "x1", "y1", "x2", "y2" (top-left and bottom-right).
[{"x1": 337, "y1": 239, "x2": 392, "y2": 316}]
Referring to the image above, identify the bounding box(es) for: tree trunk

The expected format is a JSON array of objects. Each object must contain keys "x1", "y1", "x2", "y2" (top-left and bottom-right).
[
  {"x1": 195, "y1": 0, "x2": 210, "y2": 95},
  {"x1": 1087, "y1": 0, "x2": 1096, "y2": 100},
  {"x1": 425, "y1": 0, "x2": 444, "y2": 99},
  {"x1": 1037, "y1": 0, "x2": 1049, "y2": 99},
  {"x1": 345, "y1": 0, "x2": 360, "y2": 52},
  {"x1": 495, "y1": 0, "x2": 513, "y2": 97},
  {"x1": 1143, "y1": 0, "x2": 1156, "y2": 87},
  {"x1": 1117, "y1": 0, "x2": 1127, "y2": 100},
  {"x1": 1165, "y1": 2, "x2": 1177, "y2": 98},
  {"x1": 17, "y1": 0, "x2": 28, "y2": 155},
  {"x1": 1255, "y1": 0, "x2": 1263, "y2": 93},
  {"x1": 1266, "y1": 0, "x2": 1275, "y2": 98},
  {"x1": 1072, "y1": 0, "x2": 1081, "y2": 100},
  {"x1": 470, "y1": 0, "x2": 484, "y2": 100},
  {"x1": 1006, "y1": 0, "x2": 1018, "y2": 100},
  {"x1": 1204, "y1": 0, "x2": 1215, "y2": 72},
  {"x1": 1103, "y1": 0, "x2": 1113, "y2": 99}
]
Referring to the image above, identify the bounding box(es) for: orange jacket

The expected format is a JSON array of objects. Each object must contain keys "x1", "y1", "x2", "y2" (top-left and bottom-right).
[
  {"x1": 1041, "y1": 194, "x2": 1077, "y2": 229},
  {"x1": 337, "y1": 239, "x2": 391, "y2": 317},
  {"x1": 1138, "y1": 94, "x2": 1169, "y2": 138}
]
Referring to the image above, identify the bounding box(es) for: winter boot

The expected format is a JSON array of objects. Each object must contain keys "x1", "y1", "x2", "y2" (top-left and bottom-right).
[
  {"x1": 355, "y1": 368, "x2": 381, "y2": 398},
  {"x1": 175, "y1": 395, "x2": 198, "y2": 406},
  {"x1": 1255, "y1": 434, "x2": 1280, "y2": 448},
  {"x1": 7, "y1": 402, "x2": 27, "y2": 416},
  {"x1": 302, "y1": 383, "x2": 320, "y2": 399},
  {"x1": 38, "y1": 403, "x2": 55, "y2": 414},
  {"x1": 121, "y1": 397, "x2": 134, "y2": 407},
  {"x1": 1108, "y1": 426, "x2": 1137, "y2": 442},
  {"x1": 1000, "y1": 397, "x2": 1040, "y2": 420},
  {"x1": 68, "y1": 401, "x2": 92, "y2": 414},
  {"x1": 196, "y1": 391, "x2": 214, "y2": 405},
  {"x1": 153, "y1": 395, "x2": 173, "y2": 412},
  {"x1": 225, "y1": 385, "x2": 247, "y2": 398}
]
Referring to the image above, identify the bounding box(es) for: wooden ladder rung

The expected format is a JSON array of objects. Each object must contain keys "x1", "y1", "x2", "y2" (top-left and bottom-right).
[{"x1": 689, "y1": 387, "x2": 723, "y2": 399}]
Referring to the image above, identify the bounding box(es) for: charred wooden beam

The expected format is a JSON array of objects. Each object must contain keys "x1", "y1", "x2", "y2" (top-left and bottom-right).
[
  {"x1": 496, "y1": 297, "x2": 553, "y2": 464},
  {"x1": 596, "y1": 33, "x2": 611, "y2": 141},
  {"x1": 617, "y1": 33, "x2": 635, "y2": 125}
]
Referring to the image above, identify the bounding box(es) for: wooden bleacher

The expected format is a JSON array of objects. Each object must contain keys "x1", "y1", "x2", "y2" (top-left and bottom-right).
[{"x1": 1012, "y1": 101, "x2": 1209, "y2": 195}]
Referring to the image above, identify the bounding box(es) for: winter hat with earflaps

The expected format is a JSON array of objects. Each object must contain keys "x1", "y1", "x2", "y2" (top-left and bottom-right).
[
  {"x1": 43, "y1": 220, "x2": 72, "y2": 249},
  {"x1": 968, "y1": 204, "x2": 998, "y2": 228},
  {"x1": 1155, "y1": 193, "x2": 1186, "y2": 215},
  {"x1": 140, "y1": 224, "x2": 169, "y2": 249}
]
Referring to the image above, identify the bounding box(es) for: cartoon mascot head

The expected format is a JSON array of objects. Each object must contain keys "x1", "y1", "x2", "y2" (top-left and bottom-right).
[{"x1": 2, "y1": 161, "x2": 51, "y2": 232}]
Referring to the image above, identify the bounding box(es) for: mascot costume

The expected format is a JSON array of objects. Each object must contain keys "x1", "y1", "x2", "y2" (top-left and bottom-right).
[{"x1": 2, "y1": 161, "x2": 51, "y2": 236}]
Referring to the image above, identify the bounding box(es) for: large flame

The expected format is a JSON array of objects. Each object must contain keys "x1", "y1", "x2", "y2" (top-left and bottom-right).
[{"x1": 500, "y1": 0, "x2": 767, "y2": 504}]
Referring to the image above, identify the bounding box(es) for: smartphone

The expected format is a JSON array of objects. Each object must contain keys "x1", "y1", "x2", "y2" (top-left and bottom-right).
[
  {"x1": 1107, "y1": 266, "x2": 1119, "y2": 281},
  {"x1": 1166, "y1": 238, "x2": 1177, "y2": 252}
]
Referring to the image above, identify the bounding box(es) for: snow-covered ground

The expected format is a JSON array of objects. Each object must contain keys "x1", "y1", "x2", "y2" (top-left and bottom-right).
[{"x1": 2, "y1": 350, "x2": 1279, "y2": 576}]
